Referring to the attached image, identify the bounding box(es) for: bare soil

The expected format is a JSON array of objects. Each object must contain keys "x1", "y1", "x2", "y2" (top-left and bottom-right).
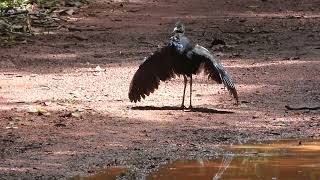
[{"x1": 0, "y1": 0, "x2": 319, "y2": 179}]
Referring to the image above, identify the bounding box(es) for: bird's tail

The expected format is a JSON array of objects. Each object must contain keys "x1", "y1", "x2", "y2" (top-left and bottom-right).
[{"x1": 218, "y1": 68, "x2": 239, "y2": 104}]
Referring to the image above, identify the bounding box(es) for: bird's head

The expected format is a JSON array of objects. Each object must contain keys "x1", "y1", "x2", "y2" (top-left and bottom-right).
[{"x1": 173, "y1": 22, "x2": 185, "y2": 34}]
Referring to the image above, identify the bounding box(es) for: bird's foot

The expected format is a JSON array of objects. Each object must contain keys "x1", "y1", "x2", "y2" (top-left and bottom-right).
[
  {"x1": 180, "y1": 105, "x2": 186, "y2": 110},
  {"x1": 183, "y1": 105, "x2": 193, "y2": 112}
]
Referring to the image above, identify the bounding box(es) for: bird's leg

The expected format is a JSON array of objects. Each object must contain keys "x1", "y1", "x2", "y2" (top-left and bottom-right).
[
  {"x1": 181, "y1": 75, "x2": 187, "y2": 109},
  {"x1": 188, "y1": 74, "x2": 193, "y2": 109}
]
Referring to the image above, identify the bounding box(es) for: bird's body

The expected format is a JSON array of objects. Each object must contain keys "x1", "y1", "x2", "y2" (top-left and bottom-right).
[
  {"x1": 170, "y1": 34, "x2": 198, "y2": 76},
  {"x1": 129, "y1": 22, "x2": 238, "y2": 108}
]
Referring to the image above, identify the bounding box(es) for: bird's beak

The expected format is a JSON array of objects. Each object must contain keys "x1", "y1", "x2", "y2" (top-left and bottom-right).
[{"x1": 172, "y1": 27, "x2": 178, "y2": 33}]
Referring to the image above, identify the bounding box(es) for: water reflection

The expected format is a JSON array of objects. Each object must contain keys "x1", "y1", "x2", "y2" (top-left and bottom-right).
[
  {"x1": 72, "y1": 140, "x2": 320, "y2": 180},
  {"x1": 148, "y1": 140, "x2": 320, "y2": 180}
]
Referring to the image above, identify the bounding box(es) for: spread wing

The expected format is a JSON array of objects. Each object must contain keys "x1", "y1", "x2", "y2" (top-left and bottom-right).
[
  {"x1": 129, "y1": 45, "x2": 175, "y2": 102},
  {"x1": 191, "y1": 45, "x2": 239, "y2": 103}
]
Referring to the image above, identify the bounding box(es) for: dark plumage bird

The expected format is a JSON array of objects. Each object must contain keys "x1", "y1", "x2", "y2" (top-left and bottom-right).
[{"x1": 129, "y1": 22, "x2": 238, "y2": 109}]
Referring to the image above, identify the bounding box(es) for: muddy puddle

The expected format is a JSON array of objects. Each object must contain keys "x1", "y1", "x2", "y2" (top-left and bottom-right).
[
  {"x1": 71, "y1": 166, "x2": 126, "y2": 180},
  {"x1": 74, "y1": 139, "x2": 320, "y2": 180}
]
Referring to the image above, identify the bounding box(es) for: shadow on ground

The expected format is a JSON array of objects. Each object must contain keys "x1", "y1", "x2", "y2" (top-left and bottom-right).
[{"x1": 131, "y1": 106, "x2": 234, "y2": 114}]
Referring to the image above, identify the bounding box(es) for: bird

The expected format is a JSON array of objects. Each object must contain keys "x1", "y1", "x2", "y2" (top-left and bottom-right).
[{"x1": 128, "y1": 22, "x2": 238, "y2": 109}]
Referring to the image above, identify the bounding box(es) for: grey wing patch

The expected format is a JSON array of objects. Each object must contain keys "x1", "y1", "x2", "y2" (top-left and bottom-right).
[{"x1": 192, "y1": 45, "x2": 239, "y2": 102}]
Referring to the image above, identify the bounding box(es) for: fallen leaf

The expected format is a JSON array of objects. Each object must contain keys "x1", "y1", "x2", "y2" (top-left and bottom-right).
[
  {"x1": 71, "y1": 110, "x2": 82, "y2": 118},
  {"x1": 28, "y1": 107, "x2": 51, "y2": 116},
  {"x1": 38, "y1": 108, "x2": 51, "y2": 116},
  {"x1": 94, "y1": 65, "x2": 105, "y2": 72}
]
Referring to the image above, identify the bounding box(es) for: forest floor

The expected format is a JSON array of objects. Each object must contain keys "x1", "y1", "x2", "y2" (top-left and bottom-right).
[{"x1": 0, "y1": 0, "x2": 319, "y2": 179}]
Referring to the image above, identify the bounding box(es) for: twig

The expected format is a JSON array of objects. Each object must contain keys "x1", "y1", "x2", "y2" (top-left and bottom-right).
[
  {"x1": 285, "y1": 105, "x2": 320, "y2": 111},
  {"x1": 67, "y1": 26, "x2": 112, "y2": 32}
]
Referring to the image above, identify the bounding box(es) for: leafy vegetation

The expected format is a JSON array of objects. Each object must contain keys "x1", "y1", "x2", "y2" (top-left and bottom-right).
[
  {"x1": 0, "y1": 0, "x2": 63, "y2": 10},
  {"x1": 0, "y1": 0, "x2": 87, "y2": 43},
  {"x1": 0, "y1": 0, "x2": 29, "y2": 9}
]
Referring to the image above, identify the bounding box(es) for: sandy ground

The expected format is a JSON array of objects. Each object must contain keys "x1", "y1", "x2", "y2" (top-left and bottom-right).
[{"x1": 0, "y1": 0, "x2": 319, "y2": 179}]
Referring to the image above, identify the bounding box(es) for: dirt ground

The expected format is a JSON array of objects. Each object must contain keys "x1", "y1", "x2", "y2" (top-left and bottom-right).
[{"x1": 0, "y1": 0, "x2": 320, "y2": 179}]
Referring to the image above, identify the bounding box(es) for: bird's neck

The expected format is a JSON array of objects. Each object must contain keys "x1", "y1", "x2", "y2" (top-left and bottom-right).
[
  {"x1": 175, "y1": 32, "x2": 185, "y2": 37},
  {"x1": 171, "y1": 33, "x2": 185, "y2": 42}
]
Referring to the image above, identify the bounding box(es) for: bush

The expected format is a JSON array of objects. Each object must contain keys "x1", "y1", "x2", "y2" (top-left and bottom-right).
[
  {"x1": 0, "y1": 0, "x2": 29, "y2": 9},
  {"x1": 0, "y1": 0, "x2": 61, "y2": 9}
]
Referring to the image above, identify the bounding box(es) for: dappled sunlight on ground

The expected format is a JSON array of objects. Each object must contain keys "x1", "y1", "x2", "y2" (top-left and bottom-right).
[{"x1": 0, "y1": 0, "x2": 319, "y2": 179}]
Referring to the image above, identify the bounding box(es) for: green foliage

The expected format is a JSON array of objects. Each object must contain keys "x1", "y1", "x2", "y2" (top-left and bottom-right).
[
  {"x1": 0, "y1": 0, "x2": 60, "y2": 9},
  {"x1": 0, "y1": 0, "x2": 28, "y2": 9}
]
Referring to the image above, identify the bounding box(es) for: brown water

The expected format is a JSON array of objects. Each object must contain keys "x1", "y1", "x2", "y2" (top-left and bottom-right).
[
  {"x1": 148, "y1": 140, "x2": 320, "y2": 180},
  {"x1": 73, "y1": 139, "x2": 320, "y2": 180}
]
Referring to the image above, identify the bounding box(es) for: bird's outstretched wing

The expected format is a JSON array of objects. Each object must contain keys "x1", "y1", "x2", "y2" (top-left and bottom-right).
[
  {"x1": 191, "y1": 45, "x2": 239, "y2": 103},
  {"x1": 129, "y1": 46, "x2": 175, "y2": 102}
]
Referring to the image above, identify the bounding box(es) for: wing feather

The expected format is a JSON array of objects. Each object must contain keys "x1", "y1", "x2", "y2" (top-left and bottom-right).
[
  {"x1": 191, "y1": 45, "x2": 239, "y2": 103},
  {"x1": 128, "y1": 46, "x2": 175, "y2": 102}
]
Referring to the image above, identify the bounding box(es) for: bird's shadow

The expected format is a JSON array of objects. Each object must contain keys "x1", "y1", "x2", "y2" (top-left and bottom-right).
[{"x1": 130, "y1": 106, "x2": 234, "y2": 114}]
